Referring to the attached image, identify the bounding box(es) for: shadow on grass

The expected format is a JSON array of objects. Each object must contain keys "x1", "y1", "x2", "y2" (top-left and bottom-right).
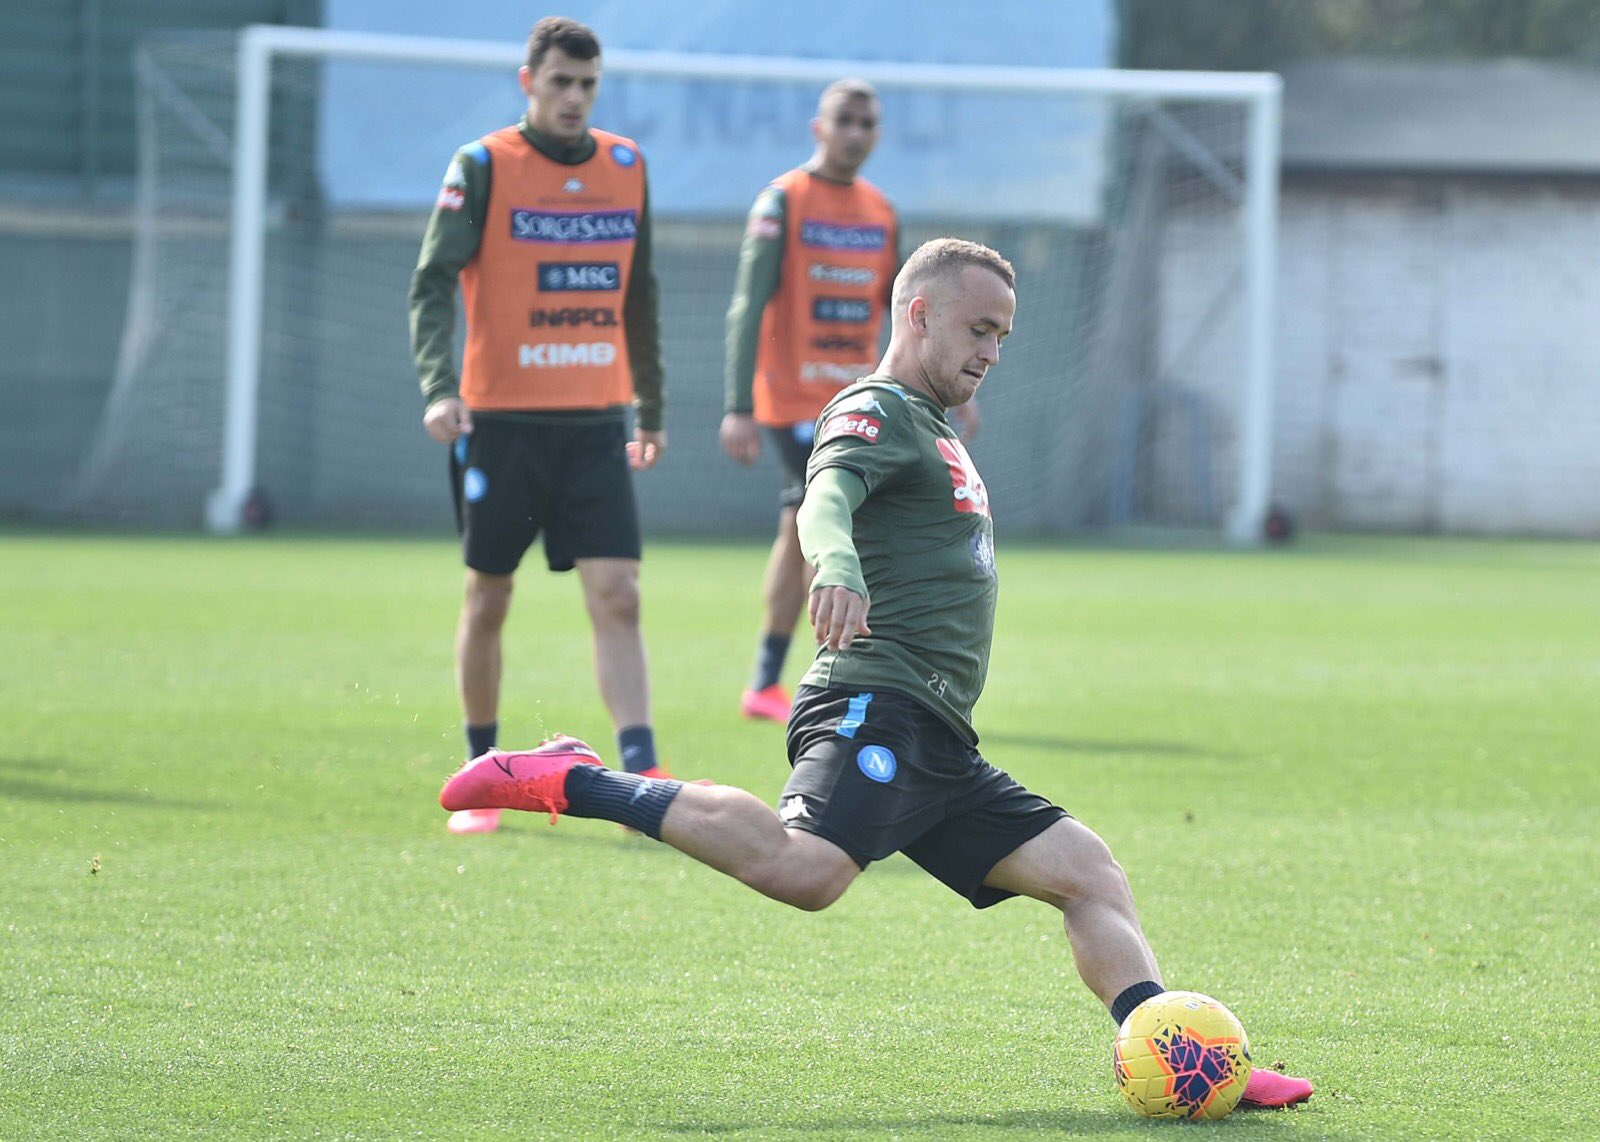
[
  {"x1": 0, "y1": 758, "x2": 226, "y2": 812},
  {"x1": 653, "y1": 1106, "x2": 1264, "y2": 1134},
  {"x1": 981, "y1": 733, "x2": 1244, "y2": 762}
]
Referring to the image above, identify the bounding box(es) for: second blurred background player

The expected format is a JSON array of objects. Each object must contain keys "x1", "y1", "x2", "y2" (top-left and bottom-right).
[{"x1": 720, "y1": 79, "x2": 900, "y2": 723}]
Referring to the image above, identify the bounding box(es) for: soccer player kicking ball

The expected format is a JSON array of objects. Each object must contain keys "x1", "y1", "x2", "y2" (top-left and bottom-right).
[{"x1": 441, "y1": 238, "x2": 1313, "y2": 1110}]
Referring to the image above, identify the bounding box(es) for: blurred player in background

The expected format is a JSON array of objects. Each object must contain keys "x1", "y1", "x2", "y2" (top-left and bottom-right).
[
  {"x1": 440, "y1": 238, "x2": 1310, "y2": 1109},
  {"x1": 720, "y1": 80, "x2": 907, "y2": 724},
  {"x1": 409, "y1": 17, "x2": 668, "y2": 835}
]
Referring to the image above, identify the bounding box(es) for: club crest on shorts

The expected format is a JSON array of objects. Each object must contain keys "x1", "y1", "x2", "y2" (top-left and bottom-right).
[
  {"x1": 856, "y1": 744, "x2": 897, "y2": 783},
  {"x1": 462, "y1": 467, "x2": 488, "y2": 503}
]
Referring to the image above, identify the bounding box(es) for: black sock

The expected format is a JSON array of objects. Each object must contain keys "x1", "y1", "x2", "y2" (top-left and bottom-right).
[
  {"x1": 465, "y1": 722, "x2": 497, "y2": 759},
  {"x1": 563, "y1": 765, "x2": 683, "y2": 839},
  {"x1": 752, "y1": 631, "x2": 791, "y2": 691},
  {"x1": 1110, "y1": 980, "x2": 1167, "y2": 1027},
  {"x1": 617, "y1": 725, "x2": 657, "y2": 774}
]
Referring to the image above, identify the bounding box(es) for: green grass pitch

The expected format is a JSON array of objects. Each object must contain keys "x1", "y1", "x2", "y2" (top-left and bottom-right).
[{"x1": 2, "y1": 531, "x2": 1596, "y2": 1139}]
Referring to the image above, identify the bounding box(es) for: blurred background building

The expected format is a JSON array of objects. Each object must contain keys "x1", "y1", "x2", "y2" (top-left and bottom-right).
[{"x1": 4, "y1": 0, "x2": 1599, "y2": 537}]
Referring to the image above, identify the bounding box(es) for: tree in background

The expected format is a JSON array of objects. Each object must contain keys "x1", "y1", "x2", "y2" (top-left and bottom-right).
[{"x1": 1118, "y1": 0, "x2": 1600, "y2": 70}]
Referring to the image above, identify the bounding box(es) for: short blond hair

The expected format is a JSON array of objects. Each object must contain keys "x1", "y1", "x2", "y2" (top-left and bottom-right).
[{"x1": 892, "y1": 238, "x2": 1015, "y2": 308}]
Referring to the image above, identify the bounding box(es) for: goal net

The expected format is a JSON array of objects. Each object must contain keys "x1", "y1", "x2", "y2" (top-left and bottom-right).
[{"x1": 67, "y1": 27, "x2": 1279, "y2": 540}]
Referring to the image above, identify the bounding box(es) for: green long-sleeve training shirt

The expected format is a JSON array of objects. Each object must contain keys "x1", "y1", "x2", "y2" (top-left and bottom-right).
[{"x1": 409, "y1": 116, "x2": 665, "y2": 431}]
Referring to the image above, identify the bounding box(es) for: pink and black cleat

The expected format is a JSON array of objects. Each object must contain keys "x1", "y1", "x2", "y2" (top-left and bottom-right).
[
  {"x1": 439, "y1": 736, "x2": 603, "y2": 824},
  {"x1": 1239, "y1": 1066, "x2": 1314, "y2": 1109}
]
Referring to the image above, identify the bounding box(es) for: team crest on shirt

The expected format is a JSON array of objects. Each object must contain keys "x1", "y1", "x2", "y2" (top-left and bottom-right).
[
  {"x1": 937, "y1": 437, "x2": 989, "y2": 517},
  {"x1": 969, "y1": 529, "x2": 997, "y2": 578}
]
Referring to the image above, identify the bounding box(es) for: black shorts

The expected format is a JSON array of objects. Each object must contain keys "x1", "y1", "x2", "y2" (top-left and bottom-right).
[
  {"x1": 781, "y1": 685, "x2": 1069, "y2": 909},
  {"x1": 449, "y1": 415, "x2": 641, "y2": 575},
  {"x1": 765, "y1": 423, "x2": 815, "y2": 510}
]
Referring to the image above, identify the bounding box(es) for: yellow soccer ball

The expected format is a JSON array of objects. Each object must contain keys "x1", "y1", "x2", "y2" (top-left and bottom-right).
[{"x1": 1112, "y1": 991, "x2": 1253, "y2": 1119}]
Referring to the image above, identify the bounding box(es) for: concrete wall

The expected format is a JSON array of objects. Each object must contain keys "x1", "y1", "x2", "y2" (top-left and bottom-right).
[{"x1": 1170, "y1": 175, "x2": 1600, "y2": 537}]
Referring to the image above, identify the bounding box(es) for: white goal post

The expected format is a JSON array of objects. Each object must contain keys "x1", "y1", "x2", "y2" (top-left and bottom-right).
[{"x1": 170, "y1": 24, "x2": 1283, "y2": 539}]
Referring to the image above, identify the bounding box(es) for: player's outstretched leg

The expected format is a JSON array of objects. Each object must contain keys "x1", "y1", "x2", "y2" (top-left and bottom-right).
[
  {"x1": 983, "y1": 818, "x2": 1312, "y2": 1108},
  {"x1": 440, "y1": 738, "x2": 858, "y2": 910}
]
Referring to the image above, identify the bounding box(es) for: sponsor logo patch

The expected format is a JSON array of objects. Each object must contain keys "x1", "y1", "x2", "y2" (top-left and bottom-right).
[
  {"x1": 810, "y1": 334, "x2": 868, "y2": 353},
  {"x1": 746, "y1": 216, "x2": 782, "y2": 240},
  {"x1": 562, "y1": 177, "x2": 584, "y2": 193},
  {"x1": 435, "y1": 187, "x2": 464, "y2": 212},
  {"x1": 778, "y1": 795, "x2": 813, "y2": 823},
  {"x1": 510, "y1": 209, "x2": 638, "y2": 244},
  {"x1": 856, "y1": 745, "x2": 897, "y2": 783},
  {"x1": 442, "y1": 159, "x2": 467, "y2": 189},
  {"x1": 818, "y1": 412, "x2": 883, "y2": 444},
  {"x1": 800, "y1": 361, "x2": 873, "y2": 384},
  {"x1": 937, "y1": 437, "x2": 990, "y2": 517},
  {"x1": 518, "y1": 342, "x2": 619, "y2": 368},
  {"x1": 539, "y1": 262, "x2": 620, "y2": 291},
  {"x1": 812, "y1": 297, "x2": 872, "y2": 323},
  {"x1": 800, "y1": 220, "x2": 888, "y2": 251},
  {"x1": 808, "y1": 263, "x2": 876, "y2": 286},
  {"x1": 529, "y1": 307, "x2": 618, "y2": 328},
  {"x1": 836, "y1": 393, "x2": 887, "y2": 417}
]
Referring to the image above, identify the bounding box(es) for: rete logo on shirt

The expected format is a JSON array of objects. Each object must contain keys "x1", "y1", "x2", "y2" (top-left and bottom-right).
[{"x1": 819, "y1": 412, "x2": 883, "y2": 443}]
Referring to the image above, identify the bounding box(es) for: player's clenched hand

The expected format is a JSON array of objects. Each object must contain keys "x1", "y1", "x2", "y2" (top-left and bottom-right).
[
  {"x1": 628, "y1": 428, "x2": 666, "y2": 470},
  {"x1": 424, "y1": 397, "x2": 472, "y2": 444},
  {"x1": 810, "y1": 585, "x2": 872, "y2": 651},
  {"x1": 719, "y1": 413, "x2": 761, "y2": 466}
]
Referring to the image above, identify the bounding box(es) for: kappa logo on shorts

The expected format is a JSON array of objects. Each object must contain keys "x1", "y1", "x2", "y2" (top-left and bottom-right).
[
  {"x1": 462, "y1": 467, "x2": 488, "y2": 503},
  {"x1": 856, "y1": 744, "x2": 897, "y2": 783},
  {"x1": 778, "y1": 795, "x2": 813, "y2": 823}
]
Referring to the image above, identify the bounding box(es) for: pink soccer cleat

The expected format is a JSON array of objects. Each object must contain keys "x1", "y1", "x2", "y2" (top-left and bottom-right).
[
  {"x1": 446, "y1": 808, "x2": 502, "y2": 835},
  {"x1": 740, "y1": 683, "x2": 792, "y2": 723},
  {"x1": 439, "y1": 736, "x2": 603, "y2": 824},
  {"x1": 1240, "y1": 1066, "x2": 1314, "y2": 1109}
]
